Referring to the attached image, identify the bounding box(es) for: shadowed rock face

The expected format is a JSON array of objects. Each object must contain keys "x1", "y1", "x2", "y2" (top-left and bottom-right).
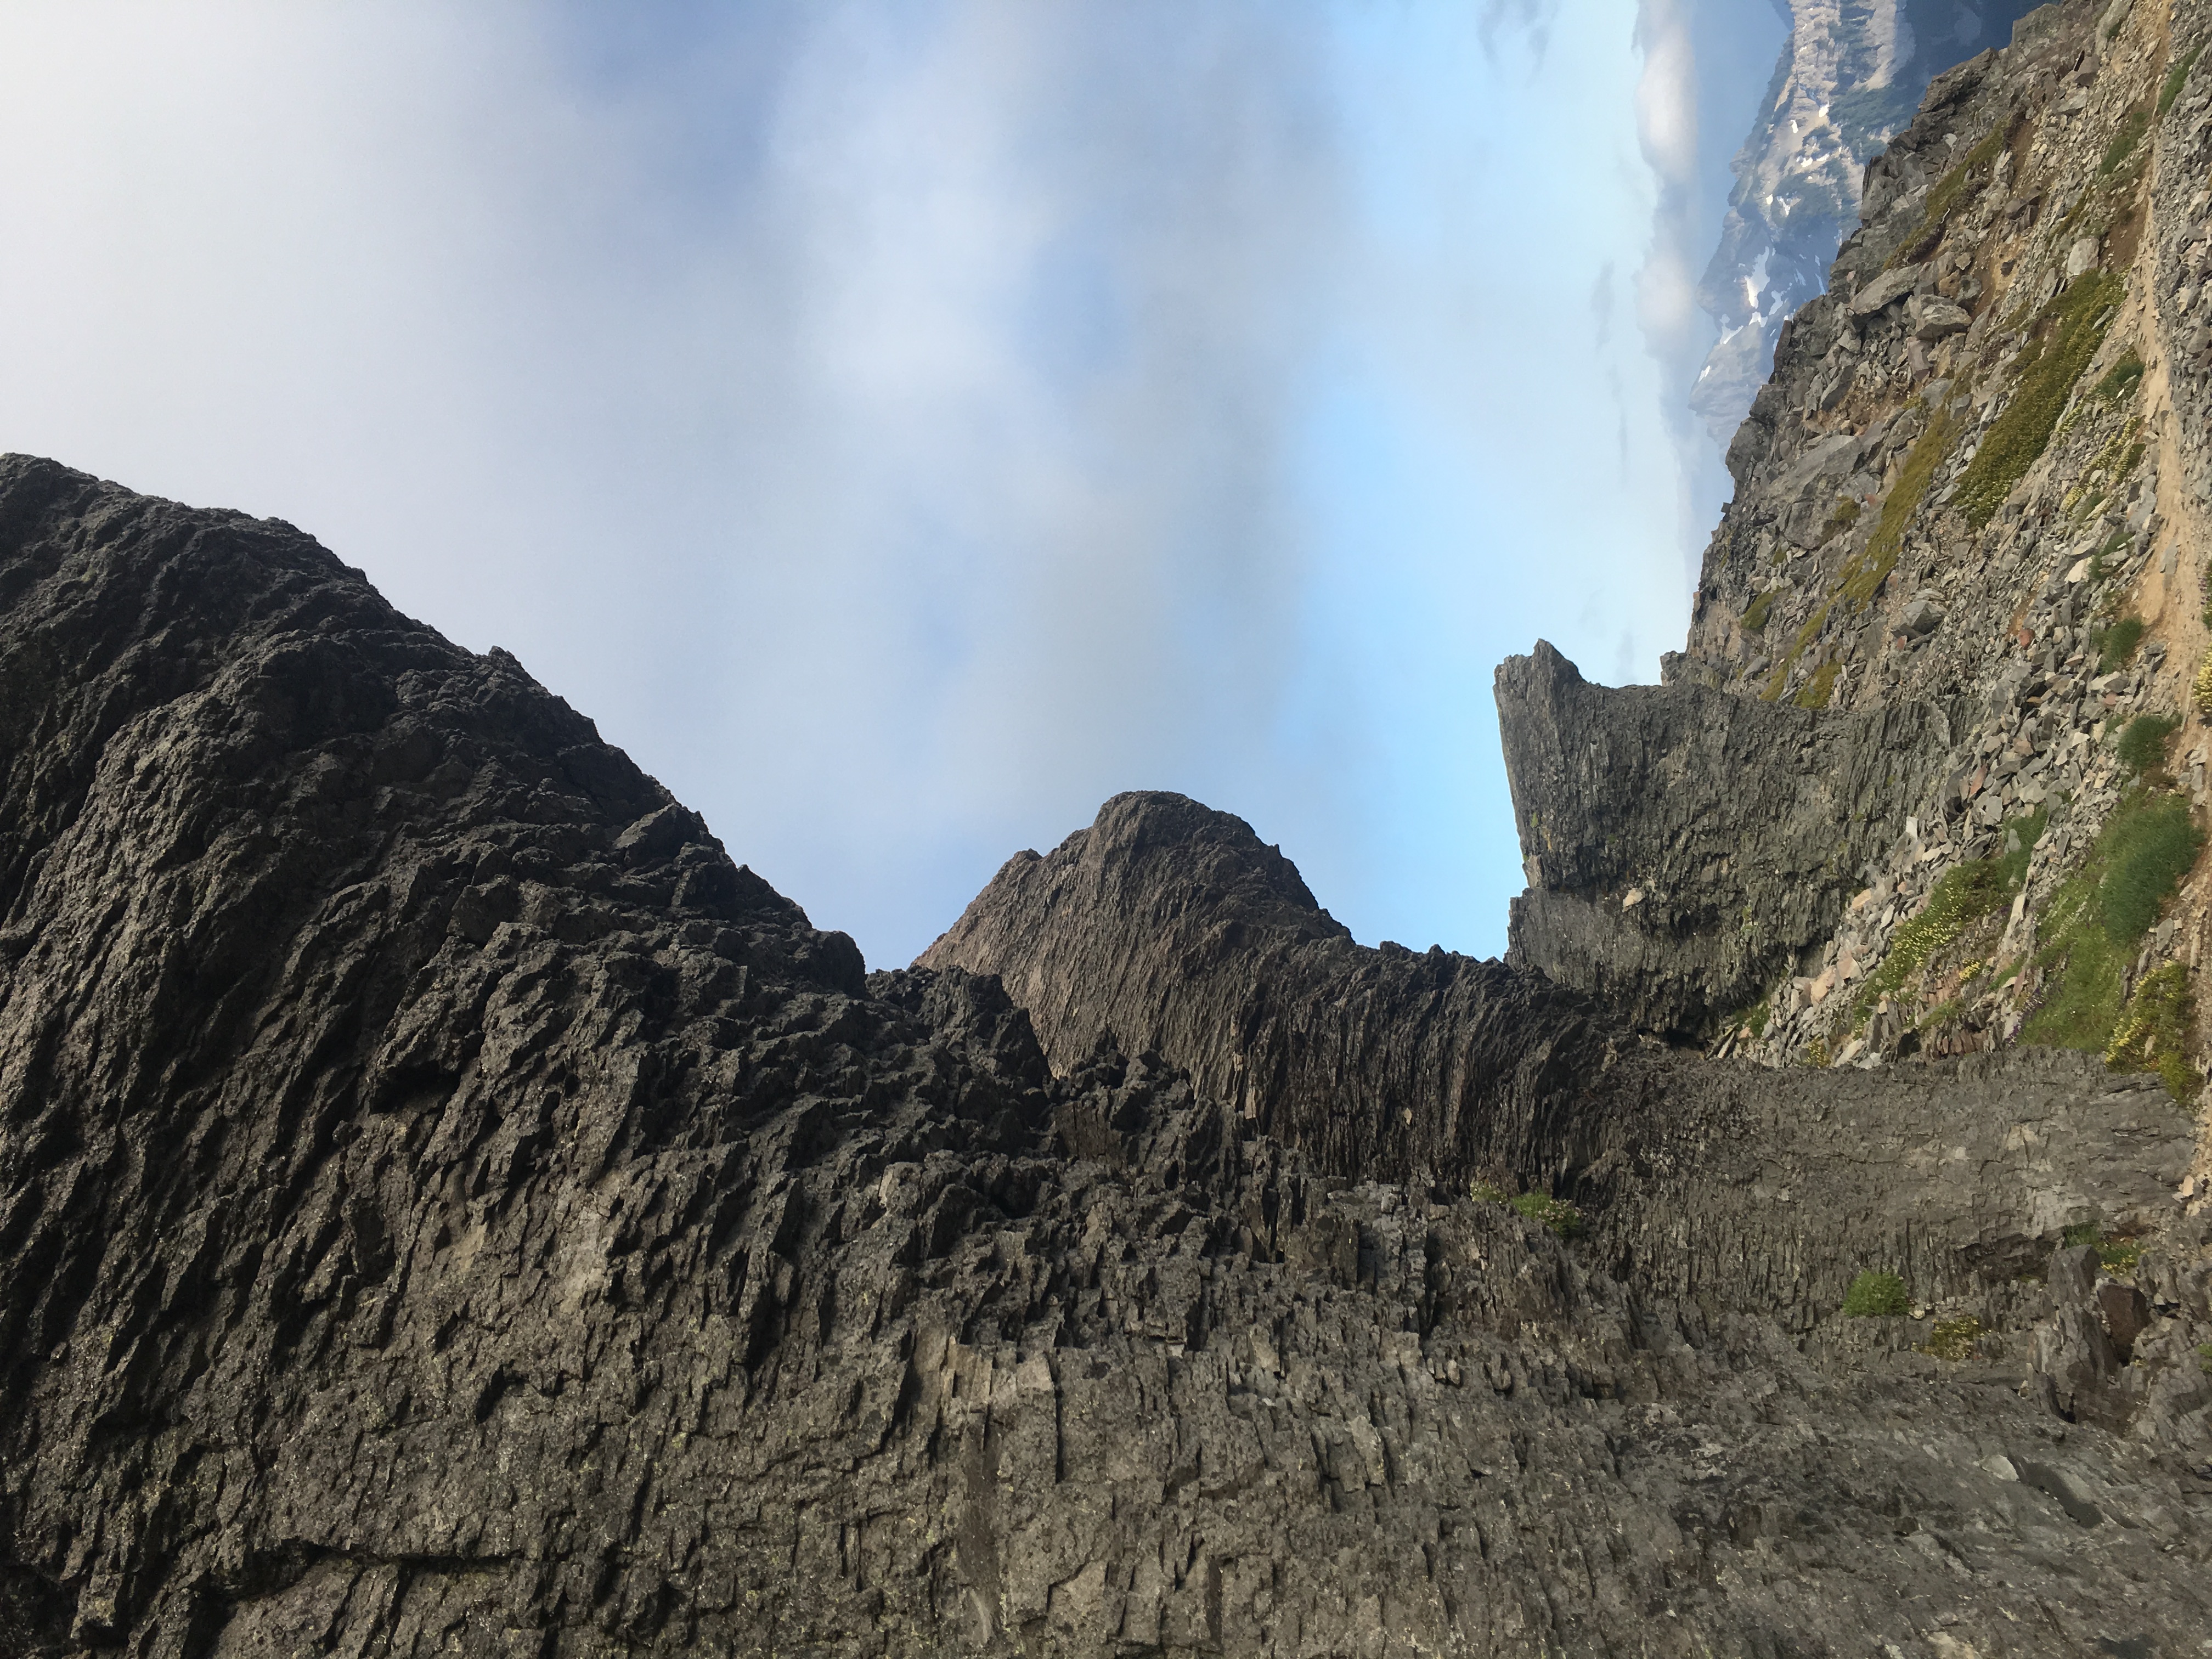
[
  {"x1": 1493, "y1": 641, "x2": 1960, "y2": 1039},
  {"x1": 2, "y1": 450, "x2": 2210, "y2": 1656}
]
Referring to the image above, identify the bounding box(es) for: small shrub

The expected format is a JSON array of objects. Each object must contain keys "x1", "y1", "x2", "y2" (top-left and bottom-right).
[
  {"x1": 2104, "y1": 961, "x2": 2199, "y2": 1099},
  {"x1": 2114, "y1": 710, "x2": 2177, "y2": 773},
  {"x1": 2199, "y1": 1341, "x2": 2212, "y2": 1375},
  {"x1": 1843, "y1": 1269, "x2": 1911, "y2": 1317},
  {"x1": 2162, "y1": 45, "x2": 2204, "y2": 119},
  {"x1": 2062, "y1": 1221, "x2": 2101, "y2": 1249},
  {"x1": 2192, "y1": 650, "x2": 2212, "y2": 716},
  {"x1": 1470, "y1": 1180, "x2": 1511, "y2": 1206},
  {"x1": 2024, "y1": 788, "x2": 2204, "y2": 1053},
  {"x1": 1925, "y1": 1316, "x2": 1984, "y2": 1361},
  {"x1": 1954, "y1": 272, "x2": 2124, "y2": 527},
  {"x1": 1511, "y1": 1191, "x2": 1583, "y2": 1238},
  {"x1": 2097, "y1": 1237, "x2": 2142, "y2": 1273},
  {"x1": 2094, "y1": 616, "x2": 2147, "y2": 673}
]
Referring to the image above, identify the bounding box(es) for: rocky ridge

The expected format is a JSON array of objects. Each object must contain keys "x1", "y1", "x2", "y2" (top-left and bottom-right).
[
  {"x1": 5, "y1": 445, "x2": 2210, "y2": 1654},
  {"x1": 5, "y1": 2, "x2": 2212, "y2": 1646},
  {"x1": 1505, "y1": 0, "x2": 2212, "y2": 1143}
]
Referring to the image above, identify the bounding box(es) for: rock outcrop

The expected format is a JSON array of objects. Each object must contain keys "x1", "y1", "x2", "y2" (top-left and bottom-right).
[
  {"x1": 4, "y1": 0, "x2": 2212, "y2": 1648},
  {"x1": 1496, "y1": 640, "x2": 1959, "y2": 1038},
  {"x1": 5, "y1": 450, "x2": 2210, "y2": 1654},
  {"x1": 1511, "y1": 0, "x2": 2212, "y2": 1109}
]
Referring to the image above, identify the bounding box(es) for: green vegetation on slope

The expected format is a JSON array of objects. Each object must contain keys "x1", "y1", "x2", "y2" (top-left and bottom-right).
[
  {"x1": 1839, "y1": 402, "x2": 1955, "y2": 607},
  {"x1": 1854, "y1": 810, "x2": 2044, "y2": 1023},
  {"x1": 2162, "y1": 45, "x2": 2203, "y2": 119},
  {"x1": 2024, "y1": 786, "x2": 2203, "y2": 1074},
  {"x1": 1954, "y1": 272, "x2": 2124, "y2": 527}
]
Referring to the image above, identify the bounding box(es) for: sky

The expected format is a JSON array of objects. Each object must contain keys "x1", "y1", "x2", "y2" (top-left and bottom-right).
[{"x1": 0, "y1": 0, "x2": 1788, "y2": 968}]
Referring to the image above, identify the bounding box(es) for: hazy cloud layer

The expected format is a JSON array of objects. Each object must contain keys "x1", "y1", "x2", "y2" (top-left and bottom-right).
[{"x1": 0, "y1": 0, "x2": 1741, "y2": 965}]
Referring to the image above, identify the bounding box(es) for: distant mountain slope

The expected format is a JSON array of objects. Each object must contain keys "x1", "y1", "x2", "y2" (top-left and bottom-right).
[{"x1": 1692, "y1": 0, "x2": 2044, "y2": 446}]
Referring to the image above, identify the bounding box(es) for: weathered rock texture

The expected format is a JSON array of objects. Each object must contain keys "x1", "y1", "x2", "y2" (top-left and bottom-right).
[
  {"x1": 4, "y1": 449, "x2": 2211, "y2": 1657},
  {"x1": 1506, "y1": 0, "x2": 2212, "y2": 1115},
  {"x1": 7, "y1": 4, "x2": 2212, "y2": 1645},
  {"x1": 1495, "y1": 641, "x2": 1959, "y2": 1038}
]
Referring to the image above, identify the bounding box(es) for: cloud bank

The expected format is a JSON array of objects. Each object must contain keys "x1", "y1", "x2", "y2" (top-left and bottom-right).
[{"x1": 0, "y1": 0, "x2": 1722, "y2": 966}]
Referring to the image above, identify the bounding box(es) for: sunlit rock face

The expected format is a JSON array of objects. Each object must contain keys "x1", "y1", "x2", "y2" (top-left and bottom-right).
[{"x1": 1693, "y1": 0, "x2": 2042, "y2": 446}]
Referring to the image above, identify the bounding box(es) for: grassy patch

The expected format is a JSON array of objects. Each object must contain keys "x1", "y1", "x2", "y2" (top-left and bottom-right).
[
  {"x1": 2092, "y1": 352, "x2": 2144, "y2": 405},
  {"x1": 1925, "y1": 1316, "x2": 1984, "y2": 1361},
  {"x1": 2023, "y1": 788, "x2": 2204, "y2": 1051},
  {"x1": 2162, "y1": 45, "x2": 2204, "y2": 119},
  {"x1": 2104, "y1": 961, "x2": 2200, "y2": 1099},
  {"x1": 1855, "y1": 848, "x2": 2026, "y2": 1021},
  {"x1": 1843, "y1": 1269, "x2": 1910, "y2": 1317},
  {"x1": 1795, "y1": 659, "x2": 1840, "y2": 709},
  {"x1": 1472, "y1": 1182, "x2": 1585, "y2": 1238},
  {"x1": 1904, "y1": 118, "x2": 2015, "y2": 252},
  {"x1": 1918, "y1": 997, "x2": 1966, "y2": 1030},
  {"x1": 1953, "y1": 272, "x2": 2124, "y2": 527},
  {"x1": 2115, "y1": 711, "x2": 2179, "y2": 775},
  {"x1": 2094, "y1": 616, "x2": 2146, "y2": 673},
  {"x1": 2100, "y1": 106, "x2": 2151, "y2": 174},
  {"x1": 1838, "y1": 402, "x2": 1956, "y2": 607},
  {"x1": 1824, "y1": 496, "x2": 1863, "y2": 539},
  {"x1": 1741, "y1": 590, "x2": 1778, "y2": 633},
  {"x1": 2065, "y1": 1222, "x2": 2144, "y2": 1273},
  {"x1": 1511, "y1": 1191, "x2": 1584, "y2": 1238}
]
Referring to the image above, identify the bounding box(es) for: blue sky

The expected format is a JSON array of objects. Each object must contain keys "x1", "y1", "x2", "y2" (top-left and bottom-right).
[{"x1": 0, "y1": 0, "x2": 1786, "y2": 967}]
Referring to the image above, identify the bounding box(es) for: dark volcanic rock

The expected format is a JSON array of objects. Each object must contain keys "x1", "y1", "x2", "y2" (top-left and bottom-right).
[
  {"x1": 4, "y1": 454, "x2": 2211, "y2": 1656},
  {"x1": 1493, "y1": 640, "x2": 1959, "y2": 1039}
]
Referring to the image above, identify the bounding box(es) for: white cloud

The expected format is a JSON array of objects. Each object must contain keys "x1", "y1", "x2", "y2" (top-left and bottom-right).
[{"x1": 0, "y1": 0, "x2": 1738, "y2": 966}]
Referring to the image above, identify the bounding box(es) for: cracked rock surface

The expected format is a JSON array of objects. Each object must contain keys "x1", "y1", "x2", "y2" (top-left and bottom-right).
[{"x1": 2, "y1": 459, "x2": 2207, "y2": 1655}]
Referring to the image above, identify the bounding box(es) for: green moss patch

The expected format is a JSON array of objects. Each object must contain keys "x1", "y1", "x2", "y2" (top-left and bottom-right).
[
  {"x1": 2024, "y1": 788, "x2": 2203, "y2": 1053},
  {"x1": 1843, "y1": 1269, "x2": 1910, "y2": 1317},
  {"x1": 1839, "y1": 402, "x2": 1955, "y2": 607},
  {"x1": 1741, "y1": 590, "x2": 1778, "y2": 633},
  {"x1": 2092, "y1": 351, "x2": 2145, "y2": 405},
  {"x1": 1898, "y1": 118, "x2": 2015, "y2": 258},
  {"x1": 1795, "y1": 659, "x2": 1840, "y2": 709},
  {"x1": 1953, "y1": 272, "x2": 2124, "y2": 528},
  {"x1": 2104, "y1": 961, "x2": 2199, "y2": 1098},
  {"x1": 1511, "y1": 1192, "x2": 1584, "y2": 1238},
  {"x1": 2101, "y1": 106, "x2": 2151, "y2": 174}
]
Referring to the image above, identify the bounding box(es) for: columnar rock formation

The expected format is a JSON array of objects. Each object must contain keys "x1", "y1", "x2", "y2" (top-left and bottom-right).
[{"x1": 3, "y1": 0, "x2": 2211, "y2": 1651}]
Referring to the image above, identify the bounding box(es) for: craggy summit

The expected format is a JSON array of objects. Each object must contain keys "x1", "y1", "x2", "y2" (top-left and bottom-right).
[{"x1": 4, "y1": 1, "x2": 2212, "y2": 1652}]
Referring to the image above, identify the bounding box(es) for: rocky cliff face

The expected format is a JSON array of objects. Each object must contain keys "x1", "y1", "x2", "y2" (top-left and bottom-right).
[
  {"x1": 6, "y1": 447, "x2": 2211, "y2": 1654},
  {"x1": 1692, "y1": 0, "x2": 2042, "y2": 447},
  {"x1": 1510, "y1": 0, "x2": 2212, "y2": 1104},
  {"x1": 4, "y1": 2, "x2": 2212, "y2": 1646}
]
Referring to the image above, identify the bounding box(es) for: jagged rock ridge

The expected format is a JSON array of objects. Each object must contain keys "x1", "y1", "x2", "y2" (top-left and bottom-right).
[{"x1": 3, "y1": 449, "x2": 2209, "y2": 1655}]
